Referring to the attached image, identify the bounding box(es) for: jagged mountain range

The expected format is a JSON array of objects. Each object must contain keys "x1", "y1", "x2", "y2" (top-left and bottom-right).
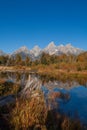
[{"x1": 0, "y1": 42, "x2": 84, "y2": 59}]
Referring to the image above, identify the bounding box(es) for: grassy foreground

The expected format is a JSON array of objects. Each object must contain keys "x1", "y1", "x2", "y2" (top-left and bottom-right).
[{"x1": 0, "y1": 90, "x2": 83, "y2": 130}]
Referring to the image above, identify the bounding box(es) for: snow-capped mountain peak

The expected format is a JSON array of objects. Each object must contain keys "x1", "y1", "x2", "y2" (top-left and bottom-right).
[
  {"x1": 46, "y1": 41, "x2": 56, "y2": 49},
  {"x1": 56, "y1": 43, "x2": 83, "y2": 55},
  {"x1": 17, "y1": 46, "x2": 29, "y2": 52},
  {"x1": 30, "y1": 45, "x2": 41, "y2": 57},
  {"x1": 32, "y1": 45, "x2": 41, "y2": 51},
  {"x1": 13, "y1": 46, "x2": 29, "y2": 54},
  {"x1": 11, "y1": 46, "x2": 31, "y2": 60},
  {"x1": 43, "y1": 42, "x2": 84, "y2": 55},
  {"x1": 0, "y1": 42, "x2": 84, "y2": 59},
  {"x1": 44, "y1": 41, "x2": 57, "y2": 55}
]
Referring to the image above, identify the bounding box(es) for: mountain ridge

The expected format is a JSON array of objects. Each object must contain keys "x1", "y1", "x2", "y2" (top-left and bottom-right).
[{"x1": 0, "y1": 42, "x2": 84, "y2": 59}]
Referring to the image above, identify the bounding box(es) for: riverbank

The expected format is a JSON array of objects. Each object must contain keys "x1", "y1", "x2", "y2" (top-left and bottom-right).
[
  {"x1": 0, "y1": 65, "x2": 87, "y2": 74},
  {"x1": 0, "y1": 65, "x2": 87, "y2": 82},
  {"x1": 0, "y1": 66, "x2": 31, "y2": 72}
]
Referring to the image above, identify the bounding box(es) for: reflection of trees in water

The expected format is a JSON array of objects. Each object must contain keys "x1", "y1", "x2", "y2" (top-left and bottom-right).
[
  {"x1": 0, "y1": 73, "x2": 86, "y2": 130},
  {"x1": 40, "y1": 74, "x2": 87, "y2": 87},
  {"x1": 0, "y1": 71, "x2": 87, "y2": 87},
  {"x1": 0, "y1": 72, "x2": 29, "y2": 84}
]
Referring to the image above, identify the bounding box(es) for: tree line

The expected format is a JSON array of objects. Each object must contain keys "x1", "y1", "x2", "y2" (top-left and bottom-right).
[{"x1": 0, "y1": 52, "x2": 87, "y2": 66}]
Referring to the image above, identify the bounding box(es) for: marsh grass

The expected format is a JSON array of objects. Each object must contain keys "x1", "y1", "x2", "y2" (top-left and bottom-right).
[{"x1": 10, "y1": 91, "x2": 47, "y2": 130}]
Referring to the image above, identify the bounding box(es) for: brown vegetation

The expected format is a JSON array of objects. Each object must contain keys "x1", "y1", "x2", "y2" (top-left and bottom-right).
[
  {"x1": 0, "y1": 88, "x2": 85, "y2": 130},
  {"x1": 1, "y1": 52, "x2": 87, "y2": 83},
  {"x1": 0, "y1": 80, "x2": 20, "y2": 96},
  {"x1": 10, "y1": 91, "x2": 47, "y2": 130},
  {"x1": 0, "y1": 52, "x2": 87, "y2": 129}
]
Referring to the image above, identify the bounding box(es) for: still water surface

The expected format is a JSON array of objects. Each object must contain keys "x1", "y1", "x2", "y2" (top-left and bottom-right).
[
  {"x1": 42, "y1": 81, "x2": 87, "y2": 124},
  {"x1": 0, "y1": 72, "x2": 87, "y2": 123}
]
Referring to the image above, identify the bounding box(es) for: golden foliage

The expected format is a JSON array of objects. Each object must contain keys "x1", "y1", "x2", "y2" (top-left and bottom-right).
[{"x1": 11, "y1": 92, "x2": 47, "y2": 130}]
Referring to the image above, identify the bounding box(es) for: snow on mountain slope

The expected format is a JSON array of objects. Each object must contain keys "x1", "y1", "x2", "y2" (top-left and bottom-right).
[
  {"x1": 43, "y1": 41, "x2": 57, "y2": 55},
  {"x1": 44, "y1": 42, "x2": 83, "y2": 55},
  {"x1": 0, "y1": 42, "x2": 84, "y2": 59},
  {"x1": 13, "y1": 46, "x2": 30, "y2": 55},
  {"x1": 30, "y1": 45, "x2": 41, "y2": 57}
]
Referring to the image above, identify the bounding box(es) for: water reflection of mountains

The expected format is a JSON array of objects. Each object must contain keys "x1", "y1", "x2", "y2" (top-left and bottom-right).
[
  {"x1": 43, "y1": 80, "x2": 87, "y2": 90},
  {"x1": 0, "y1": 71, "x2": 87, "y2": 88}
]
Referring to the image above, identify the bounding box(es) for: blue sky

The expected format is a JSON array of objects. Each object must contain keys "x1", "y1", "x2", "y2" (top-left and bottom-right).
[{"x1": 0, "y1": 0, "x2": 87, "y2": 53}]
